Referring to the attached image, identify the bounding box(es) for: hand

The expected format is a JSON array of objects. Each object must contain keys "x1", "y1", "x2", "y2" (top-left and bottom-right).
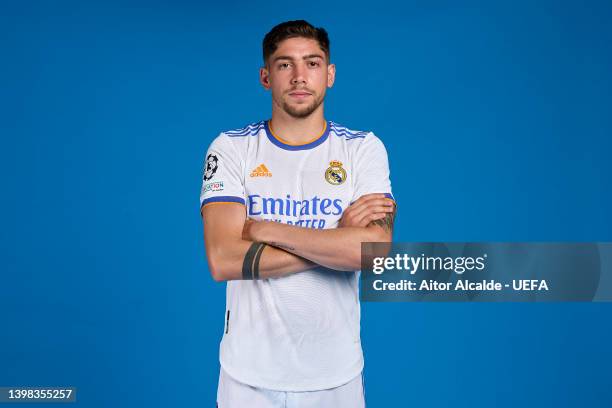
[
  {"x1": 339, "y1": 194, "x2": 395, "y2": 228},
  {"x1": 242, "y1": 218, "x2": 259, "y2": 241}
]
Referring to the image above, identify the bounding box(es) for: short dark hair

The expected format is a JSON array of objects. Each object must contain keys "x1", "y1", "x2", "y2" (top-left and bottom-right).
[{"x1": 262, "y1": 20, "x2": 330, "y2": 66}]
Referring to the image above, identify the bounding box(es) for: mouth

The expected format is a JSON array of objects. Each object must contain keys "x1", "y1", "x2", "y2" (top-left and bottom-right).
[{"x1": 288, "y1": 90, "x2": 313, "y2": 99}]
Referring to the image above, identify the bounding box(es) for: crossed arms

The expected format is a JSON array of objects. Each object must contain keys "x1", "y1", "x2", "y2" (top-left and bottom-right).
[{"x1": 201, "y1": 194, "x2": 396, "y2": 281}]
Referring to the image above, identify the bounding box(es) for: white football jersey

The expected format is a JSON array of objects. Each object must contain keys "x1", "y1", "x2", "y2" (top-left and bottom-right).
[{"x1": 200, "y1": 120, "x2": 394, "y2": 392}]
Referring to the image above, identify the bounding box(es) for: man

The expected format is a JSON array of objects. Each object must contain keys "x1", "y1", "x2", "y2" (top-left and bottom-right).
[{"x1": 200, "y1": 20, "x2": 396, "y2": 407}]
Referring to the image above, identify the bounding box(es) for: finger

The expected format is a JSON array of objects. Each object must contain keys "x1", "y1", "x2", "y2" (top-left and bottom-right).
[
  {"x1": 349, "y1": 194, "x2": 387, "y2": 210},
  {"x1": 349, "y1": 199, "x2": 395, "y2": 220},
  {"x1": 353, "y1": 208, "x2": 392, "y2": 227},
  {"x1": 354, "y1": 193, "x2": 387, "y2": 204},
  {"x1": 347, "y1": 197, "x2": 393, "y2": 216},
  {"x1": 356, "y1": 212, "x2": 387, "y2": 228},
  {"x1": 342, "y1": 213, "x2": 373, "y2": 228}
]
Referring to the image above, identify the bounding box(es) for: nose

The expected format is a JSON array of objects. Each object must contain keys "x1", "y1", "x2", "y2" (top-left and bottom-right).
[{"x1": 291, "y1": 63, "x2": 306, "y2": 85}]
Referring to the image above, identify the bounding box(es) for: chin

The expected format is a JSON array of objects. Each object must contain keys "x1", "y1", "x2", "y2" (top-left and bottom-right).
[
  {"x1": 282, "y1": 100, "x2": 322, "y2": 118},
  {"x1": 285, "y1": 107, "x2": 317, "y2": 118}
]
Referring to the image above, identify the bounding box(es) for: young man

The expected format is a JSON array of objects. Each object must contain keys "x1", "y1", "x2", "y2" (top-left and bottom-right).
[{"x1": 200, "y1": 20, "x2": 396, "y2": 407}]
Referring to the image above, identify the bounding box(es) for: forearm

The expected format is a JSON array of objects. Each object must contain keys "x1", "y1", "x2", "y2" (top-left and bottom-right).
[
  {"x1": 206, "y1": 238, "x2": 315, "y2": 281},
  {"x1": 247, "y1": 222, "x2": 389, "y2": 271}
]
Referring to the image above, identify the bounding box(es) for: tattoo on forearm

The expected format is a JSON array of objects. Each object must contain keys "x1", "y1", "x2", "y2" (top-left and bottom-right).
[
  {"x1": 252, "y1": 243, "x2": 264, "y2": 279},
  {"x1": 369, "y1": 204, "x2": 396, "y2": 232},
  {"x1": 242, "y1": 242, "x2": 267, "y2": 280},
  {"x1": 269, "y1": 242, "x2": 296, "y2": 251}
]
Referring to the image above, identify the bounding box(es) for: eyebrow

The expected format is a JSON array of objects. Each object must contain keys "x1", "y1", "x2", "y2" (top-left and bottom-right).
[{"x1": 272, "y1": 54, "x2": 325, "y2": 63}]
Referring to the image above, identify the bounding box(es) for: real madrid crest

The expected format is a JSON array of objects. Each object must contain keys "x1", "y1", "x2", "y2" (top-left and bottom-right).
[{"x1": 325, "y1": 160, "x2": 347, "y2": 185}]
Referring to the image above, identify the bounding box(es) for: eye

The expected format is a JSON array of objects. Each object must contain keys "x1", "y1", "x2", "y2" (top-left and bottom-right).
[
  {"x1": 278, "y1": 62, "x2": 291, "y2": 70},
  {"x1": 308, "y1": 61, "x2": 320, "y2": 67}
]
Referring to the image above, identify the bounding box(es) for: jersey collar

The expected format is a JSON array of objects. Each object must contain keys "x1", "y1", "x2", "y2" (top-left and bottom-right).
[{"x1": 264, "y1": 120, "x2": 330, "y2": 151}]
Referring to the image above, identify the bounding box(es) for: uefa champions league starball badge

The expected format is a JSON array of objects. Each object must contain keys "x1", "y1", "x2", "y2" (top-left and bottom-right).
[
  {"x1": 325, "y1": 160, "x2": 347, "y2": 185},
  {"x1": 204, "y1": 154, "x2": 219, "y2": 181}
]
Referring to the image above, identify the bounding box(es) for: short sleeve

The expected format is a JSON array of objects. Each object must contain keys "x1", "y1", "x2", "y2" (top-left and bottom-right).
[
  {"x1": 351, "y1": 133, "x2": 394, "y2": 203},
  {"x1": 199, "y1": 134, "x2": 246, "y2": 210}
]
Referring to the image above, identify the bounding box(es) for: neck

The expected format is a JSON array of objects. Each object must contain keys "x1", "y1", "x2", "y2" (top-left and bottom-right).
[{"x1": 269, "y1": 104, "x2": 326, "y2": 145}]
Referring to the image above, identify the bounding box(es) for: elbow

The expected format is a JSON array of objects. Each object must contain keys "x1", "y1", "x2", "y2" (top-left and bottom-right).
[
  {"x1": 349, "y1": 228, "x2": 392, "y2": 270},
  {"x1": 366, "y1": 225, "x2": 392, "y2": 244},
  {"x1": 210, "y1": 265, "x2": 228, "y2": 282},
  {"x1": 372, "y1": 229, "x2": 392, "y2": 244},
  {"x1": 347, "y1": 242, "x2": 369, "y2": 271},
  {"x1": 208, "y1": 259, "x2": 227, "y2": 282},
  {"x1": 207, "y1": 248, "x2": 235, "y2": 282},
  {"x1": 347, "y1": 251, "x2": 363, "y2": 271},
  {"x1": 340, "y1": 229, "x2": 394, "y2": 271}
]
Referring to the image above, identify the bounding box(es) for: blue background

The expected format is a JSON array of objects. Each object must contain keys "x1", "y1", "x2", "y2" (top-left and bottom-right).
[{"x1": 2, "y1": 0, "x2": 611, "y2": 406}]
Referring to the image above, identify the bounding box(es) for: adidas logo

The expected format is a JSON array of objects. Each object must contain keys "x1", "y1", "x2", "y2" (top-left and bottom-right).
[{"x1": 250, "y1": 164, "x2": 272, "y2": 177}]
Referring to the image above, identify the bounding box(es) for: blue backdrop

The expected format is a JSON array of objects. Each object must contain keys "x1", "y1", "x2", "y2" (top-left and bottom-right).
[{"x1": 1, "y1": 0, "x2": 611, "y2": 406}]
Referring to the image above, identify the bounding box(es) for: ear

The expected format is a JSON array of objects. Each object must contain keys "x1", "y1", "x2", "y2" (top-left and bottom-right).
[
  {"x1": 260, "y1": 66, "x2": 271, "y2": 90},
  {"x1": 327, "y1": 63, "x2": 336, "y2": 88}
]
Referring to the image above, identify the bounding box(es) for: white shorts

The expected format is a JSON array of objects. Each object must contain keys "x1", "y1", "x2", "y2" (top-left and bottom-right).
[{"x1": 216, "y1": 367, "x2": 366, "y2": 408}]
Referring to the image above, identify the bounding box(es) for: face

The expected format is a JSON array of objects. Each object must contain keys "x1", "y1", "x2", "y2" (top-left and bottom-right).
[{"x1": 260, "y1": 37, "x2": 336, "y2": 119}]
